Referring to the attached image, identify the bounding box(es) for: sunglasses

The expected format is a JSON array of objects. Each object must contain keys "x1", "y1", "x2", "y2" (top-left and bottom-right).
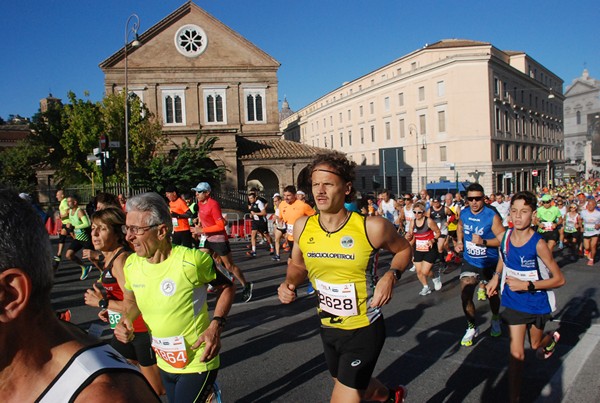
[
  {"x1": 413, "y1": 210, "x2": 424, "y2": 214},
  {"x1": 543, "y1": 201, "x2": 551, "y2": 204},
  {"x1": 467, "y1": 196, "x2": 484, "y2": 202},
  {"x1": 403, "y1": 197, "x2": 412, "y2": 200}
]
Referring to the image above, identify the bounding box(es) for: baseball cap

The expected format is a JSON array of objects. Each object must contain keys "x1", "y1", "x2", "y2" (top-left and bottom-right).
[
  {"x1": 272, "y1": 193, "x2": 281, "y2": 199},
  {"x1": 541, "y1": 194, "x2": 552, "y2": 202},
  {"x1": 297, "y1": 190, "x2": 306, "y2": 196},
  {"x1": 191, "y1": 182, "x2": 211, "y2": 192}
]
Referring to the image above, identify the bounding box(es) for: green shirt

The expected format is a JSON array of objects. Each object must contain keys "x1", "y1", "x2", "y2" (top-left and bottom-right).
[
  {"x1": 59, "y1": 199, "x2": 70, "y2": 224},
  {"x1": 124, "y1": 245, "x2": 218, "y2": 373},
  {"x1": 537, "y1": 206, "x2": 561, "y2": 232},
  {"x1": 69, "y1": 207, "x2": 90, "y2": 241}
]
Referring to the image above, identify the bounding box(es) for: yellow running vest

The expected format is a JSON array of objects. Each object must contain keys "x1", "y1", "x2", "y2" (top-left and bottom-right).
[{"x1": 298, "y1": 212, "x2": 380, "y2": 330}]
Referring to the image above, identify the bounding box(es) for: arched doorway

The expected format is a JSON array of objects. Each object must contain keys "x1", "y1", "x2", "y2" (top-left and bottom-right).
[
  {"x1": 246, "y1": 168, "x2": 280, "y2": 196},
  {"x1": 296, "y1": 166, "x2": 311, "y2": 194}
]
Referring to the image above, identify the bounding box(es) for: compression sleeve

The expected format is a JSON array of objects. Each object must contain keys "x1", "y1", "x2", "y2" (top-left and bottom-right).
[{"x1": 75, "y1": 213, "x2": 90, "y2": 229}]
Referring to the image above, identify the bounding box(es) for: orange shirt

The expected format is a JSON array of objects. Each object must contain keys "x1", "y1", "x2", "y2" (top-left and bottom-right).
[
  {"x1": 169, "y1": 197, "x2": 190, "y2": 232},
  {"x1": 279, "y1": 200, "x2": 315, "y2": 241}
]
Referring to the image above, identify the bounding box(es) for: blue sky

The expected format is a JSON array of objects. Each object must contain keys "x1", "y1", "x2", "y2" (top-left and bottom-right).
[{"x1": 1, "y1": 0, "x2": 599, "y2": 120}]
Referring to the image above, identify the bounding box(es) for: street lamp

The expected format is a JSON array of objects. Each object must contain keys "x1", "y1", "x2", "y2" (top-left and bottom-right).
[
  {"x1": 124, "y1": 13, "x2": 141, "y2": 197},
  {"x1": 409, "y1": 123, "x2": 419, "y2": 192},
  {"x1": 422, "y1": 136, "x2": 428, "y2": 185}
]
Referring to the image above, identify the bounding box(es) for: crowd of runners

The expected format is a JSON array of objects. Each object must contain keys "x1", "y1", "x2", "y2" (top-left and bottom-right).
[{"x1": 9, "y1": 158, "x2": 600, "y2": 402}]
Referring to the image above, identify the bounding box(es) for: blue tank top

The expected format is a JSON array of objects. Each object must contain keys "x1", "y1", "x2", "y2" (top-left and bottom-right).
[
  {"x1": 461, "y1": 205, "x2": 499, "y2": 268},
  {"x1": 500, "y1": 231, "x2": 555, "y2": 314}
]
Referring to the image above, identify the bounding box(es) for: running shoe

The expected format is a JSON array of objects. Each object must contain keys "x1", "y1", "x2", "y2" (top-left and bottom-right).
[
  {"x1": 461, "y1": 326, "x2": 479, "y2": 347},
  {"x1": 56, "y1": 309, "x2": 72, "y2": 322},
  {"x1": 558, "y1": 241, "x2": 564, "y2": 250},
  {"x1": 242, "y1": 282, "x2": 254, "y2": 302},
  {"x1": 409, "y1": 264, "x2": 416, "y2": 272},
  {"x1": 445, "y1": 251, "x2": 454, "y2": 263},
  {"x1": 271, "y1": 254, "x2": 281, "y2": 261},
  {"x1": 537, "y1": 331, "x2": 560, "y2": 359},
  {"x1": 80, "y1": 265, "x2": 92, "y2": 281},
  {"x1": 477, "y1": 287, "x2": 487, "y2": 301},
  {"x1": 53, "y1": 255, "x2": 61, "y2": 262},
  {"x1": 390, "y1": 385, "x2": 408, "y2": 403},
  {"x1": 207, "y1": 284, "x2": 216, "y2": 293},
  {"x1": 588, "y1": 258, "x2": 594, "y2": 266},
  {"x1": 269, "y1": 246, "x2": 275, "y2": 255},
  {"x1": 432, "y1": 275, "x2": 442, "y2": 291},
  {"x1": 307, "y1": 283, "x2": 316, "y2": 296},
  {"x1": 246, "y1": 251, "x2": 257, "y2": 258},
  {"x1": 419, "y1": 285, "x2": 431, "y2": 296},
  {"x1": 490, "y1": 318, "x2": 502, "y2": 337}
]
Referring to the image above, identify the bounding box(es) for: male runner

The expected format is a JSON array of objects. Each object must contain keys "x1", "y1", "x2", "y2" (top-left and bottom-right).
[
  {"x1": 455, "y1": 183, "x2": 505, "y2": 346},
  {"x1": 191, "y1": 182, "x2": 253, "y2": 302},
  {"x1": 378, "y1": 189, "x2": 399, "y2": 228},
  {"x1": 534, "y1": 194, "x2": 562, "y2": 253},
  {"x1": 0, "y1": 190, "x2": 159, "y2": 402},
  {"x1": 53, "y1": 189, "x2": 71, "y2": 268},
  {"x1": 278, "y1": 152, "x2": 411, "y2": 402},
  {"x1": 246, "y1": 192, "x2": 274, "y2": 257},
  {"x1": 278, "y1": 185, "x2": 316, "y2": 293},
  {"x1": 114, "y1": 192, "x2": 234, "y2": 403},
  {"x1": 165, "y1": 185, "x2": 193, "y2": 248}
]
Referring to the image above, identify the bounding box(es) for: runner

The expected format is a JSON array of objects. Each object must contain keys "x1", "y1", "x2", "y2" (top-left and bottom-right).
[
  {"x1": 246, "y1": 192, "x2": 274, "y2": 257},
  {"x1": 278, "y1": 152, "x2": 411, "y2": 402},
  {"x1": 53, "y1": 189, "x2": 71, "y2": 269},
  {"x1": 83, "y1": 207, "x2": 164, "y2": 395},
  {"x1": 444, "y1": 193, "x2": 462, "y2": 265},
  {"x1": 427, "y1": 197, "x2": 455, "y2": 268},
  {"x1": 65, "y1": 194, "x2": 95, "y2": 280},
  {"x1": 165, "y1": 185, "x2": 193, "y2": 248},
  {"x1": 455, "y1": 183, "x2": 505, "y2": 346},
  {"x1": 191, "y1": 182, "x2": 253, "y2": 302},
  {"x1": 278, "y1": 185, "x2": 316, "y2": 294},
  {"x1": 580, "y1": 197, "x2": 600, "y2": 266},
  {"x1": 114, "y1": 192, "x2": 235, "y2": 403},
  {"x1": 0, "y1": 190, "x2": 159, "y2": 402},
  {"x1": 486, "y1": 191, "x2": 565, "y2": 403},
  {"x1": 533, "y1": 194, "x2": 562, "y2": 253},
  {"x1": 406, "y1": 201, "x2": 442, "y2": 295},
  {"x1": 563, "y1": 203, "x2": 582, "y2": 262},
  {"x1": 271, "y1": 193, "x2": 287, "y2": 261},
  {"x1": 378, "y1": 189, "x2": 399, "y2": 229}
]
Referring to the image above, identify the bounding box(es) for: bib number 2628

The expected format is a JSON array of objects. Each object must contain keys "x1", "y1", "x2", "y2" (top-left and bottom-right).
[{"x1": 315, "y1": 279, "x2": 358, "y2": 317}]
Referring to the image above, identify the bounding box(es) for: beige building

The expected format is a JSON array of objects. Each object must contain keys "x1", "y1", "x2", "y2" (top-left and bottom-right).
[
  {"x1": 281, "y1": 39, "x2": 564, "y2": 195},
  {"x1": 99, "y1": 2, "x2": 321, "y2": 194},
  {"x1": 563, "y1": 69, "x2": 600, "y2": 179}
]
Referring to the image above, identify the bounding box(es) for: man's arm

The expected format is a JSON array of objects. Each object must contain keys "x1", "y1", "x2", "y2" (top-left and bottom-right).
[
  {"x1": 113, "y1": 288, "x2": 141, "y2": 344},
  {"x1": 455, "y1": 218, "x2": 464, "y2": 252},
  {"x1": 366, "y1": 216, "x2": 413, "y2": 307}
]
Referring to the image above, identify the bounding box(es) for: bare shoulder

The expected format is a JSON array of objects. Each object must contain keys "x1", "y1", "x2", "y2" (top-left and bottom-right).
[{"x1": 75, "y1": 372, "x2": 159, "y2": 403}]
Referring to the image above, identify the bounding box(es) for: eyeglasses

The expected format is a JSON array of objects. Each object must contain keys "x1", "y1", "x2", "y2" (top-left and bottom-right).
[
  {"x1": 413, "y1": 210, "x2": 424, "y2": 214},
  {"x1": 121, "y1": 224, "x2": 159, "y2": 235},
  {"x1": 467, "y1": 196, "x2": 484, "y2": 202},
  {"x1": 543, "y1": 201, "x2": 551, "y2": 204},
  {"x1": 403, "y1": 197, "x2": 412, "y2": 200}
]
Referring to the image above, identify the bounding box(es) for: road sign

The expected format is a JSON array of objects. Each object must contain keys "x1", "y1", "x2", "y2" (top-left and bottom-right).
[
  {"x1": 109, "y1": 140, "x2": 120, "y2": 148},
  {"x1": 100, "y1": 134, "x2": 108, "y2": 151},
  {"x1": 532, "y1": 170, "x2": 538, "y2": 176}
]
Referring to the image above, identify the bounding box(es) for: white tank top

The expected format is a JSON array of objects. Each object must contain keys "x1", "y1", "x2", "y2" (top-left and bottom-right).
[{"x1": 404, "y1": 205, "x2": 415, "y2": 232}]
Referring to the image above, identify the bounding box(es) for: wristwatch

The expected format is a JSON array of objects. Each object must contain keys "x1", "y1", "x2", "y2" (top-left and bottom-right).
[
  {"x1": 391, "y1": 269, "x2": 402, "y2": 281},
  {"x1": 98, "y1": 298, "x2": 109, "y2": 310},
  {"x1": 527, "y1": 281, "x2": 536, "y2": 293},
  {"x1": 212, "y1": 316, "x2": 227, "y2": 328}
]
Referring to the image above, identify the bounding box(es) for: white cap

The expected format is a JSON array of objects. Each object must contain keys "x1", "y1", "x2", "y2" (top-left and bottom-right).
[
  {"x1": 297, "y1": 190, "x2": 306, "y2": 196},
  {"x1": 272, "y1": 193, "x2": 281, "y2": 199}
]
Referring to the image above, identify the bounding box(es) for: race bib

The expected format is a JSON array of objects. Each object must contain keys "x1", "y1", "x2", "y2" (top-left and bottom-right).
[
  {"x1": 565, "y1": 223, "x2": 575, "y2": 232},
  {"x1": 466, "y1": 241, "x2": 487, "y2": 257},
  {"x1": 171, "y1": 217, "x2": 179, "y2": 228},
  {"x1": 505, "y1": 267, "x2": 539, "y2": 282},
  {"x1": 416, "y1": 239, "x2": 430, "y2": 252},
  {"x1": 152, "y1": 335, "x2": 188, "y2": 369},
  {"x1": 584, "y1": 225, "x2": 596, "y2": 233},
  {"x1": 286, "y1": 223, "x2": 294, "y2": 235},
  {"x1": 107, "y1": 309, "x2": 122, "y2": 330},
  {"x1": 315, "y1": 279, "x2": 358, "y2": 317},
  {"x1": 542, "y1": 222, "x2": 553, "y2": 231}
]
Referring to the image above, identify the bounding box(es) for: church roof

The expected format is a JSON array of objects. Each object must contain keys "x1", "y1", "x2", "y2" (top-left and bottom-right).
[
  {"x1": 425, "y1": 39, "x2": 490, "y2": 49},
  {"x1": 237, "y1": 137, "x2": 326, "y2": 160}
]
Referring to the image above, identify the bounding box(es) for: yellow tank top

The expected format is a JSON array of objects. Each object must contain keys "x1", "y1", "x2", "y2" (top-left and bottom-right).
[
  {"x1": 298, "y1": 212, "x2": 380, "y2": 330},
  {"x1": 447, "y1": 204, "x2": 459, "y2": 231}
]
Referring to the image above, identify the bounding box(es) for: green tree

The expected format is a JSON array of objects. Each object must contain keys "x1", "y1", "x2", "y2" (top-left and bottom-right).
[
  {"x1": 58, "y1": 91, "x2": 105, "y2": 185},
  {"x1": 102, "y1": 92, "x2": 167, "y2": 184},
  {"x1": 0, "y1": 141, "x2": 46, "y2": 192},
  {"x1": 142, "y1": 134, "x2": 224, "y2": 193},
  {"x1": 29, "y1": 100, "x2": 69, "y2": 175}
]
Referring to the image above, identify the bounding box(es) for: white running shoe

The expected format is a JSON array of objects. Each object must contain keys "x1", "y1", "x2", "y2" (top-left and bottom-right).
[
  {"x1": 409, "y1": 265, "x2": 416, "y2": 272},
  {"x1": 432, "y1": 275, "x2": 442, "y2": 291},
  {"x1": 419, "y1": 285, "x2": 431, "y2": 296},
  {"x1": 461, "y1": 327, "x2": 479, "y2": 347}
]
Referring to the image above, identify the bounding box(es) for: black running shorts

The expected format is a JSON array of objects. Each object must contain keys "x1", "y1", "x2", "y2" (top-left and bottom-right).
[{"x1": 320, "y1": 317, "x2": 386, "y2": 390}]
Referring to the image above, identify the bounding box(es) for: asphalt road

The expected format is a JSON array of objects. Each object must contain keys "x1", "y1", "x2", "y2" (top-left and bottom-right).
[{"x1": 50, "y1": 238, "x2": 600, "y2": 403}]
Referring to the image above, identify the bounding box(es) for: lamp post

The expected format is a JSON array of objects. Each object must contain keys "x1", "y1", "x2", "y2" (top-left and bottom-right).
[
  {"x1": 422, "y1": 136, "x2": 428, "y2": 186},
  {"x1": 409, "y1": 123, "x2": 419, "y2": 192},
  {"x1": 124, "y1": 14, "x2": 141, "y2": 197}
]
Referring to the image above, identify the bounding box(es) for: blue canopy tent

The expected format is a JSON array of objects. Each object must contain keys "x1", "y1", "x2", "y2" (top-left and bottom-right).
[{"x1": 426, "y1": 180, "x2": 472, "y2": 199}]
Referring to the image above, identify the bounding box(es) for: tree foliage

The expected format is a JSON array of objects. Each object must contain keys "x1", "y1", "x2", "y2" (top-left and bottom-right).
[
  {"x1": 142, "y1": 134, "x2": 225, "y2": 194},
  {"x1": 0, "y1": 141, "x2": 46, "y2": 192}
]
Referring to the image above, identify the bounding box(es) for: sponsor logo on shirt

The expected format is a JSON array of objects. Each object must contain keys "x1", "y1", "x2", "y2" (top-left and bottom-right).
[
  {"x1": 340, "y1": 236, "x2": 354, "y2": 249},
  {"x1": 161, "y1": 279, "x2": 176, "y2": 297}
]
